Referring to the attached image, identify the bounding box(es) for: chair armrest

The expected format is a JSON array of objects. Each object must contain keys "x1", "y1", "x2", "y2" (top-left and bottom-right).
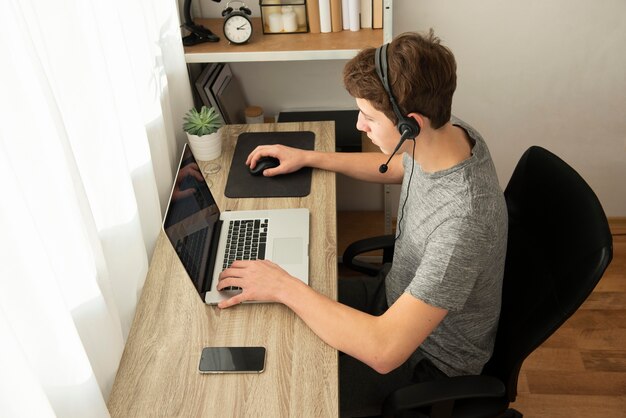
[
  {"x1": 342, "y1": 235, "x2": 396, "y2": 276},
  {"x1": 382, "y1": 375, "x2": 506, "y2": 418}
]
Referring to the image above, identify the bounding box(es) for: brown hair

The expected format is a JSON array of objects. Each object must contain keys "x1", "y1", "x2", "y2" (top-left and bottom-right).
[{"x1": 343, "y1": 30, "x2": 457, "y2": 129}]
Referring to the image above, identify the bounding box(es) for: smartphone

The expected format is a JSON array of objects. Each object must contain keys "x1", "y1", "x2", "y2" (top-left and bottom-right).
[{"x1": 198, "y1": 347, "x2": 266, "y2": 374}]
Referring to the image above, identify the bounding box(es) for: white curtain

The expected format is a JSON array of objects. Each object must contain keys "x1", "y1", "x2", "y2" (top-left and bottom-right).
[{"x1": 0, "y1": 0, "x2": 193, "y2": 416}]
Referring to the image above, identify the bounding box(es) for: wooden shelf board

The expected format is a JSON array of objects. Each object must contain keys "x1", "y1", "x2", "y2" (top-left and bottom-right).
[{"x1": 184, "y1": 18, "x2": 383, "y2": 63}]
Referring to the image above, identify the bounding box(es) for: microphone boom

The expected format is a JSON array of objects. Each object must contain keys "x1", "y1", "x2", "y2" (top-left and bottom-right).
[{"x1": 378, "y1": 130, "x2": 412, "y2": 174}]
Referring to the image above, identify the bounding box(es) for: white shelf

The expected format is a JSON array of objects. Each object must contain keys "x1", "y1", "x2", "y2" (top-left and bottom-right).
[{"x1": 185, "y1": 48, "x2": 370, "y2": 63}]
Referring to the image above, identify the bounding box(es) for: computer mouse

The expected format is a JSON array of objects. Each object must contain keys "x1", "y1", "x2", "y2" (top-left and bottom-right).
[{"x1": 249, "y1": 157, "x2": 280, "y2": 176}]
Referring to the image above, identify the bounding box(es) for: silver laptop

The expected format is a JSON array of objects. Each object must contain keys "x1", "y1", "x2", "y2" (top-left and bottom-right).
[{"x1": 163, "y1": 144, "x2": 309, "y2": 305}]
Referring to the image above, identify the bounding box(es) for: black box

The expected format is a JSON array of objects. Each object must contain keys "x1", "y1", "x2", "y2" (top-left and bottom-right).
[{"x1": 277, "y1": 110, "x2": 361, "y2": 152}]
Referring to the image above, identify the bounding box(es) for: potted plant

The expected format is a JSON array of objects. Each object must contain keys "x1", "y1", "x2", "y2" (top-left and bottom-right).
[{"x1": 183, "y1": 106, "x2": 224, "y2": 161}]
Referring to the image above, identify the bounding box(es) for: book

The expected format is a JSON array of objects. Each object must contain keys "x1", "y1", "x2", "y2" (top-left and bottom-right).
[
  {"x1": 307, "y1": 0, "x2": 321, "y2": 33},
  {"x1": 194, "y1": 63, "x2": 219, "y2": 108},
  {"x1": 319, "y1": 0, "x2": 332, "y2": 33},
  {"x1": 200, "y1": 63, "x2": 226, "y2": 123},
  {"x1": 342, "y1": 0, "x2": 350, "y2": 30},
  {"x1": 372, "y1": 0, "x2": 383, "y2": 29},
  {"x1": 360, "y1": 0, "x2": 372, "y2": 29},
  {"x1": 348, "y1": 0, "x2": 359, "y2": 32},
  {"x1": 330, "y1": 0, "x2": 343, "y2": 32},
  {"x1": 210, "y1": 64, "x2": 247, "y2": 124}
]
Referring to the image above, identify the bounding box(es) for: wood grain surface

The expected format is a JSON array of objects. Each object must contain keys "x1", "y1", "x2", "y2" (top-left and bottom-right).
[
  {"x1": 184, "y1": 18, "x2": 382, "y2": 55},
  {"x1": 108, "y1": 122, "x2": 338, "y2": 417},
  {"x1": 337, "y1": 217, "x2": 626, "y2": 417}
]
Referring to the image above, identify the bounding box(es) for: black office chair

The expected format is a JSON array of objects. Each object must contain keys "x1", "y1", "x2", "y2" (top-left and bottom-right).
[{"x1": 342, "y1": 146, "x2": 614, "y2": 418}]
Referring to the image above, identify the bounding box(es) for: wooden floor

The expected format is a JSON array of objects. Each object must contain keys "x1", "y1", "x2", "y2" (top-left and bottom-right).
[
  {"x1": 337, "y1": 212, "x2": 626, "y2": 418},
  {"x1": 510, "y1": 219, "x2": 626, "y2": 417}
]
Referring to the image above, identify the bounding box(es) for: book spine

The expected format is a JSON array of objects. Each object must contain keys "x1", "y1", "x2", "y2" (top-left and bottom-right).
[
  {"x1": 372, "y1": 0, "x2": 383, "y2": 29},
  {"x1": 307, "y1": 0, "x2": 321, "y2": 33},
  {"x1": 330, "y1": 0, "x2": 342, "y2": 32},
  {"x1": 348, "y1": 0, "x2": 359, "y2": 32},
  {"x1": 360, "y1": 0, "x2": 372, "y2": 29},
  {"x1": 342, "y1": 0, "x2": 350, "y2": 30},
  {"x1": 318, "y1": 0, "x2": 332, "y2": 33}
]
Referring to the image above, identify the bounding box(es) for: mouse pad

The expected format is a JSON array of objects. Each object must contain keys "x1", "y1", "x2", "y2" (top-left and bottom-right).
[{"x1": 224, "y1": 131, "x2": 315, "y2": 198}]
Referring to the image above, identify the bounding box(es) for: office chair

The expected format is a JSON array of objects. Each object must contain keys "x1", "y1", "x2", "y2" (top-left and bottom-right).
[{"x1": 342, "y1": 146, "x2": 614, "y2": 418}]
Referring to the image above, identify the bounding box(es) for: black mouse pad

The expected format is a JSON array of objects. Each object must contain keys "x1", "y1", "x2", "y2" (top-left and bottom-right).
[{"x1": 224, "y1": 131, "x2": 315, "y2": 198}]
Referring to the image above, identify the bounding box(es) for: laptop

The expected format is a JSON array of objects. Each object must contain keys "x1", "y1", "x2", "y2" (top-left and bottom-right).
[{"x1": 163, "y1": 144, "x2": 310, "y2": 305}]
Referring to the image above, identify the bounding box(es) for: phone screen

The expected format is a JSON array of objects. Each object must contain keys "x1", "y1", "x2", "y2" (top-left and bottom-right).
[{"x1": 198, "y1": 347, "x2": 266, "y2": 373}]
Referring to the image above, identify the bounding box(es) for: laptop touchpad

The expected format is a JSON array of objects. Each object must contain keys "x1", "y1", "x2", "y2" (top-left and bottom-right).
[{"x1": 272, "y1": 238, "x2": 303, "y2": 264}]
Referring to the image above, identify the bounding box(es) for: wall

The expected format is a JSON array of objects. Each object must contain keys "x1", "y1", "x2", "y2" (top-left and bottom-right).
[
  {"x1": 185, "y1": 0, "x2": 626, "y2": 216},
  {"x1": 399, "y1": 0, "x2": 626, "y2": 217}
]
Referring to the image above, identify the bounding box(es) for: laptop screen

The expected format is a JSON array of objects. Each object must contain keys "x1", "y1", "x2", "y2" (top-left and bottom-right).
[{"x1": 163, "y1": 145, "x2": 220, "y2": 295}]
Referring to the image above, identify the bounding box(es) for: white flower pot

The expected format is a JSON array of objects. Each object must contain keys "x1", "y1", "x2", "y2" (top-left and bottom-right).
[{"x1": 186, "y1": 129, "x2": 223, "y2": 161}]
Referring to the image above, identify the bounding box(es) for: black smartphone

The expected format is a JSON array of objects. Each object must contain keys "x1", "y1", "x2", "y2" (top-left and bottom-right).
[{"x1": 198, "y1": 347, "x2": 266, "y2": 374}]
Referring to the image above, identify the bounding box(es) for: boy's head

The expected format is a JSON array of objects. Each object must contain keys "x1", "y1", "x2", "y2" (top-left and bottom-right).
[{"x1": 343, "y1": 30, "x2": 457, "y2": 130}]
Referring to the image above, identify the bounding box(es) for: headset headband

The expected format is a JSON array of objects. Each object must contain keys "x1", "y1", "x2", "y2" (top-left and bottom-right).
[{"x1": 374, "y1": 43, "x2": 420, "y2": 139}]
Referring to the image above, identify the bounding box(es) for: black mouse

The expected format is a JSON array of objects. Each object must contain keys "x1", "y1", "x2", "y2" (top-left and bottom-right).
[{"x1": 249, "y1": 157, "x2": 280, "y2": 176}]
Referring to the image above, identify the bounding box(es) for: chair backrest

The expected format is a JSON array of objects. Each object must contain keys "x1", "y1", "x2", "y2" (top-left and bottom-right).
[{"x1": 483, "y1": 146, "x2": 613, "y2": 402}]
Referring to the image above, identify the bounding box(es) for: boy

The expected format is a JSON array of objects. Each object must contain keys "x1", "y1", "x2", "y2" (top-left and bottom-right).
[{"x1": 217, "y1": 30, "x2": 508, "y2": 416}]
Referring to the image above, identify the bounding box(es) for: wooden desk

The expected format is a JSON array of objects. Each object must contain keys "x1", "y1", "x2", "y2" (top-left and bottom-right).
[{"x1": 108, "y1": 122, "x2": 338, "y2": 417}]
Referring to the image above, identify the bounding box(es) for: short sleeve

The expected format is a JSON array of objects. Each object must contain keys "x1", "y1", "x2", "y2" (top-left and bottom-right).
[{"x1": 405, "y1": 217, "x2": 493, "y2": 311}]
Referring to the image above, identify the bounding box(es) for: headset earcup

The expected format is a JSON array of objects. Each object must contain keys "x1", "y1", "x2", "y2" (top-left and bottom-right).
[
  {"x1": 398, "y1": 118, "x2": 420, "y2": 139},
  {"x1": 221, "y1": 7, "x2": 233, "y2": 17}
]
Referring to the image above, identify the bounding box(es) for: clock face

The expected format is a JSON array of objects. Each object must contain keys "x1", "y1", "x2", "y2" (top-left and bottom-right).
[{"x1": 223, "y1": 14, "x2": 252, "y2": 44}]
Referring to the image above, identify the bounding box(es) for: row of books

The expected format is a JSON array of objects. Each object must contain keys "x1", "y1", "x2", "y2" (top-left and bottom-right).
[
  {"x1": 307, "y1": 0, "x2": 383, "y2": 34},
  {"x1": 194, "y1": 63, "x2": 248, "y2": 124}
]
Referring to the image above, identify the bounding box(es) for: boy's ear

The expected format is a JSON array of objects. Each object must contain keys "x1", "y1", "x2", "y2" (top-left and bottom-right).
[{"x1": 407, "y1": 113, "x2": 426, "y2": 130}]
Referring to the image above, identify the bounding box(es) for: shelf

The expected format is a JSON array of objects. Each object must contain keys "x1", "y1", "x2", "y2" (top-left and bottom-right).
[{"x1": 184, "y1": 18, "x2": 384, "y2": 63}]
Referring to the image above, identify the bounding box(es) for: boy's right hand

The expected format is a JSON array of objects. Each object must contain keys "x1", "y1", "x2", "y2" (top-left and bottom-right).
[{"x1": 246, "y1": 144, "x2": 308, "y2": 177}]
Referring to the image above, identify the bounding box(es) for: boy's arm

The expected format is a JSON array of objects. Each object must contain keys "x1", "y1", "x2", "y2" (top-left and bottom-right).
[
  {"x1": 217, "y1": 260, "x2": 447, "y2": 374},
  {"x1": 282, "y1": 280, "x2": 447, "y2": 374},
  {"x1": 247, "y1": 144, "x2": 405, "y2": 184}
]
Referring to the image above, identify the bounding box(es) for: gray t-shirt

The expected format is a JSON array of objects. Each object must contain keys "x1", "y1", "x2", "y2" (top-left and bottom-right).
[{"x1": 385, "y1": 116, "x2": 508, "y2": 377}]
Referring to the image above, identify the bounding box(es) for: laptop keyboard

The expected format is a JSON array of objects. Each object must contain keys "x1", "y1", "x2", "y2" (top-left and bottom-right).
[
  {"x1": 222, "y1": 218, "x2": 268, "y2": 270},
  {"x1": 175, "y1": 227, "x2": 208, "y2": 282}
]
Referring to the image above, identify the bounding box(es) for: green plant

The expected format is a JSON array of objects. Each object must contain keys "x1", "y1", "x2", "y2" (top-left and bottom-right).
[{"x1": 182, "y1": 106, "x2": 222, "y2": 136}]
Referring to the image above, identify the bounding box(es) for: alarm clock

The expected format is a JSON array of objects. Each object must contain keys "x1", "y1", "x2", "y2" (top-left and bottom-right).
[{"x1": 222, "y1": 1, "x2": 253, "y2": 44}]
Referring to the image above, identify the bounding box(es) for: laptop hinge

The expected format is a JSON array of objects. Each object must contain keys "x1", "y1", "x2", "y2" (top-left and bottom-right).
[{"x1": 201, "y1": 219, "x2": 223, "y2": 295}]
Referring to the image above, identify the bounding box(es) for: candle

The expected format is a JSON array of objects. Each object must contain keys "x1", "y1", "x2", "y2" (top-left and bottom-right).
[
  {"x1": 294, "y1": 5, "x2": 306, "y2": 26},
  {"x1": 282, "y1": 10, "x2": 298, "y2": 32},
  {"x1": 268, "y1": 12, "x2": 283, "y2": 32},
  {"x1": 245, "y1": 106, "x2": 264, "y2": 124}
]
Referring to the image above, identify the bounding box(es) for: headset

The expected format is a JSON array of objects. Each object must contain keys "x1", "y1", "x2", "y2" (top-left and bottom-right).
[
  {"x1": 375, "y1": 43, "x2": 420, "y2": 173},
  {"x1": 374, "y1": 42, "x2": 422, "y2": 240}
]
